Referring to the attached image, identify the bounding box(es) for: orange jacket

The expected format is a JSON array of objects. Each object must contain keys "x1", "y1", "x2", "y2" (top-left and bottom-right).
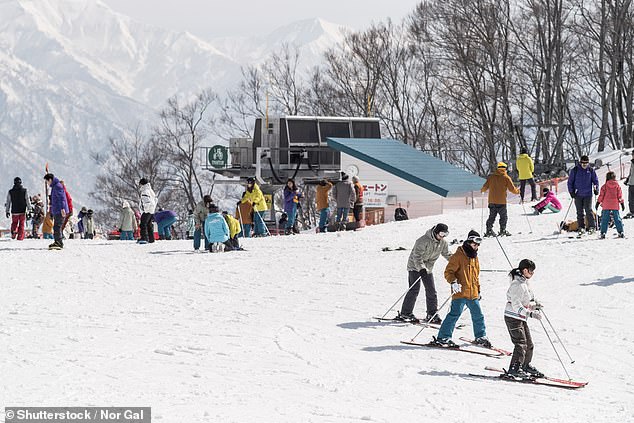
[
  {"x1": 444, "y1": 246, "x2": 480, "y2": 300},
  {"x1": 316, "y1": 181, "x2": 333, "y2": 210},
  {"x1": 481, "y1": 169, "x2": 519, "y2": 204}
]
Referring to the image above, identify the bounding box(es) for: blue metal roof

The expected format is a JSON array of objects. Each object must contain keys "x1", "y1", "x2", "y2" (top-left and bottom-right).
[{"x1": 326, "y1": 138, "x2": 485, "y2": 197}]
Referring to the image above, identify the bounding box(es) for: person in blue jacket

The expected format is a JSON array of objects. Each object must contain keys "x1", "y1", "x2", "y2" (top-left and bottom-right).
[
  {"x1": 44, "y1": 173, "x2": 69, "y2": 249},
  {"x1": 154, "y1": 209, "x2": 177, "y2": 240},
  {"x1": 567, "y1": 155, "x2": 599, "y2": 234},
  {"x1": 204, "y1": 204, "x2": 230, "y2": 253}
]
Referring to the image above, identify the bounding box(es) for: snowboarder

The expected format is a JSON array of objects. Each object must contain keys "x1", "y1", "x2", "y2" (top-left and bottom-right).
[
  {"x1": 332, "y1": 172, "x2": 356, "y2": 229},
  {"x1": 567, "y1": 155, "x2": 599, "y2": 235},
  {"x1": 503, "y1": 258, "x2": 544, "y2": 379},
  {"x1": 398, "y1": 223, "x2": 452, "y2": 324},
  {"x1": 204, "y1": 204, "x2": 229, "y2": 253},
  {"x1": 481, "y1": 162, "x2": 520, "y2": 237},
  {"x1": 516, "y1": 148, "x2": 537, "y2": 202},
  {"x1": 352, "y1": 175, "x2": 364, "y2": 222},
  {"x1": 242, "y1": 177, "x2": 268, "y2": 236},
  {"x1": 44, "y1": 173, "x2": 69, "y2": 249},
  {"x1": 316, "y1": 178, "x2": 333, "y2": 233},
  {"x1": 596, "y1": 171, "x2": 625, "y2": 239},
  {"x1": 532, "y1": 187, "x2": 562, "y2": 214},
  {"x1": 5, "y1": 177, "x2": 31, "y2": 240},
  {"x1": 283, "y1": 178, "x2": 302, "y2": 235},
  {"x1": 138, "y1": 178, "x2": 157, "y2": 243},
  {"x1": 433, "y1": 230, "x2": 490, "y2": 348},
  {"x1": 222, "y1": 210, "x2": 242, "y2": 251},
  {"x1": 194, "y1": 195, "x2": 213, "y2": 250},
  {"x1": 118, "y1": 200, "x2": 138, "y2": 240}
]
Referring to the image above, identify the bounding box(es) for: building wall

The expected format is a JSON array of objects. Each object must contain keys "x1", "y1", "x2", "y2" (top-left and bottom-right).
[{"x1": 340, "y1": 153, "x2": 481, "y2": 221}]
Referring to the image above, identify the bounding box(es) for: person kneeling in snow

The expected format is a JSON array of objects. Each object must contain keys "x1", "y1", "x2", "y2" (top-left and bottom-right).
[
  {"x1": 532, "y1": 187, "x2": 562, "y2": 214},
  {"x1": 433, "y1": 230, "x2": 491, "y2": 348},
  {"x1": 504, "y1": 259, "x2": 544, "y2": 379},
  {"x1": 222, "y1": 211, "x2": 242, "y2": 251},
  {"x1": 204, "y1": 204, "x2": 230, "y2": 253}
]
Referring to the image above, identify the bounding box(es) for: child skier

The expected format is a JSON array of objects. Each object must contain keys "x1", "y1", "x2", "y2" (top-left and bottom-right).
[
  {"x1": 596, "y1": 171, "x2": 625, "y2": 239},
  {"x1": 532, "y1": 187, "x2": 562, "y2": 214},
  {"x1": 503, "y1": 258, "x2": 544, "y2": 379},
  {"x1": 204, "y1": 204, "x2": 230, "y2": 253},
  {"x1": 433, "y1": 230, "x2": 491, "y2": 348}
]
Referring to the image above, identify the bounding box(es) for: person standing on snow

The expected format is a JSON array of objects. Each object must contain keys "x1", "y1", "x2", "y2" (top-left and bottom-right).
[
  {"x1": 397, "y1": 223, "x2": 452, "y2": 324},
  {"x1": 118, "y1": 201, "x2": 138, "y2": 240},
  {"x1": 194, "y1": 195, "x2": 213, "y2": 250},
  {"x1": 516, "y1": 148, "x2": 538, "y2": 203},
  {"x1": 332, "y1": 172, "x2": 356, "y2": 229},
  {"x1": 186, "y1": 209, "x2": 195, "y2": 239},
  {"x1": 30, "y1": 194, "x2": 45, "y2": 239},
  {"x1": 481, "y1": 162, "x2": 520, "y2": 237},
  {"x1": 352, "y1": 175, "x2": 364, "y2": 223},
  {"x1": 5, "y1": 177, "x2": 31, "y2": 240},
  {"x1": 59, "y1": 180, "x2": 74, "y2": 235},
  {"x1": 282, "y1": 178, "x2": 302, "y2": 235},
  {"x1": 433, "y1": 230, "x2": 491, "y2": 348},
  {"x1": 622, "y1": 155, "x2": 634, "y2": 218},
  {"x1": 596, "y1": 171, "x2": 625, "y2": 239},
  {"x1": 77, "y1": 206, "x2": 88, "y2": 238},
  {"x1": 316, "y1": 179, "x2": 333, "y2": 233},
  {"x1": 567, "y1": 155, "x2": 599, "y2": 234},
  {"x1": 138, "y1": 178, "x2": 157, "y2": 243},
  {"x1": 241, "y1": 177, "x2": 268, "y2": 236},
  {"x1": 503, "y1": 259, "x2": 544, "y2": 379},
  {"x1": 44, "y1": 173, "x2": 69, "y2": 249}
]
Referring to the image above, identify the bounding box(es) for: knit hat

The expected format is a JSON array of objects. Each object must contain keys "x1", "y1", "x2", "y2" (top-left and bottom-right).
[
  {"x1": 209, "y1": 204, "x2": 219, "y2": 213},
  {"x1": 433, "y1": 223, "x2": 449, "y2": 236},
  {"x1": 14, "y1": 177, "x2": 21, "y2": 185},
  {"x1": 497, "y1": 162, "x2": 508, "y2": 169},
  {"x1": 139, "y1": 178, "x2": 148, "y2": 185},
  {"x1": 520, "y1": 148, "x2": 528, "y2": 154},
  {"x1": 580, "y1": 155, "x2": 589, "y2": 163},
  {"x1": 466, "y1": 230, "x2": 482, "y2": 244},
  {"x1": 246, "y1": 177, "x2": 255, "y2": 184},
  {"x1": 341, "y1": 172, "x2": 349, "y2": 180}
]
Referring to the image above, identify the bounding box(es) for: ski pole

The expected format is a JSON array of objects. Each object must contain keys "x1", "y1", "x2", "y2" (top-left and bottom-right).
[
  {"x1": 541, "y1": 309, "x2": 575, "y2": 364},
  {"x1": 540, "y1": 319, "x2": 572, "y2": 380},
  {"x1": 236, "y1": 203, "x2": 245, "y2": 236},
  {"x1": 378, "y1": 276, "x2": 422, "y2": 319},
  {"x1": 521, "y1": 202, "x2": 533, "y2": 233},
  {"x1": 494, "y1": 235, "x2": 514, "y2": 268},
  {"x1": 255, "y1": 209, "x2": 271, "y2": 236},
  {"x1": 410, "y1": 294, "x2": 452, "y2": 342},
  {"x1": 480, "y1": 269, "x2": 508, "y2": 273}
]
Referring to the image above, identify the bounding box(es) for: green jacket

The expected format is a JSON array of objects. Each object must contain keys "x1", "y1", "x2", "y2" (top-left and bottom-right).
[{"x1": 407, "y1": 228, "x2": 452, "y2": 272}]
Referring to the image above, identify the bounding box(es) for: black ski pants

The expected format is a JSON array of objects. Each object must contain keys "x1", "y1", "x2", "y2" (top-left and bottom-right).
[
  {"x1": 519, "y1": 178, "x2": 537, "y2": 201},
  {"x1": 401, "y1": 270, "x2": 438, "y2": 316},
  {"x1": 574, "y1": 196, "x2": 595, "y2": 230},
  {"x1": 629, "y1": 185, "x2": 634, "y2": 215},
  {"x1": 353, "y1": 204, "x2": 363, "y2": 222},
  {"x1": 505, "y1": 316, "x2": 534, "y2": 367},
  {"x1": 140, "y1": 212, "x2": 155, "y2": 243},
  {"x1": 486, "y1": 204, "x2": 508, "y2": 231}
]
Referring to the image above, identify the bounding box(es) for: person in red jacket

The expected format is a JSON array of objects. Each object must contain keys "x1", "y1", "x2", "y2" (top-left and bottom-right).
[{"x1": 596, "y1": 171, "x2": 625, "y2": 239}]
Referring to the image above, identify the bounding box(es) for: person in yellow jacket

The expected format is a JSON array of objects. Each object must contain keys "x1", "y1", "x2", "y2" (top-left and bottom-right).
[
  {"x1": 516, "y1": 148, "x2": 537, "y2": 203},
  {"x1": 433, "y1": 230, "x2": 490, "y2": 348},
  {"x1": 481, "y1": 162, "x2": 520, "y2": 237},
  {"x1": 222, "y1": 211, "x2": 242, "y2": 251},
  {"x1": 241, "y1": 177, "x2": 268, "y2": 236}
]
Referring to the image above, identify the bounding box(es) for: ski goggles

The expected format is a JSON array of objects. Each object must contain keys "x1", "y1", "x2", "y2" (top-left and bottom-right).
[
  {"x1": 467, "y1": 235, "x2": 483, "y2": 244},
  {"x1": 437, "y1": 231, "x2": 448, "y2": 238}
]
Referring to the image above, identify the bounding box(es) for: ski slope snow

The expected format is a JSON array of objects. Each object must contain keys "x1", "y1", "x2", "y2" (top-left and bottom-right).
[{"x1": 1, "y1": 189, "x2": 633, "y2": 422}]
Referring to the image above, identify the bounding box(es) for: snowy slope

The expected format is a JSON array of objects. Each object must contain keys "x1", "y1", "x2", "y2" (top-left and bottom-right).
[{"x1": 1, "y1": 178, "x2": 633, "y2": 422}]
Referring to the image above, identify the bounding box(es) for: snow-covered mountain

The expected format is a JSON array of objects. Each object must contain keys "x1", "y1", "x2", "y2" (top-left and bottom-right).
[{"x1": 0, "y1": 0, "x2": 346, "y2": 204}]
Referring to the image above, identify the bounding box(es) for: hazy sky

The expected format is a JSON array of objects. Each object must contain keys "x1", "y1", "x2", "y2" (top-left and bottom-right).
[{"x1": 102, "y1": 0, "x2": 421, "y2": 39}]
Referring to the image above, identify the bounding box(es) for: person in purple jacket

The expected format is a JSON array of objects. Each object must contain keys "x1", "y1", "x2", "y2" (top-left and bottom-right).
[
  {"x1": 282, "y1": 178, "x2": 302, "y2": 235},
  {"x1": 154, "y1": 209, "x2": 178, "y2": 240},
  {"x1": 44, "y1": 173, "x2": 69, "y2": 249},
  {"x1": 567, "y1": 155, "x2": 599, "y2": 234}
]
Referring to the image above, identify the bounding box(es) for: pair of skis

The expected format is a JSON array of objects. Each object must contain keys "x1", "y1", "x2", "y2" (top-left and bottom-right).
[
  {"x1": 372, "y1": 316, "x2": 466, "y2": 331},
  {"x1": 469, "y1": 367, "x2": 588, "y2": 389},
  {"x1": 401, "y1": 337, "x2": 511, "y2": 358}
]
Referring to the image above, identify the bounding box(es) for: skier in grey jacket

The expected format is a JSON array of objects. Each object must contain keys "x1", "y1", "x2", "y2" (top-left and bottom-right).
[
  {"x1": 332, "y1": 172, "x2": 356, "y2": 225},
  {"x1": 399, "y1": 223, "x2": 452, "y2": 323}
]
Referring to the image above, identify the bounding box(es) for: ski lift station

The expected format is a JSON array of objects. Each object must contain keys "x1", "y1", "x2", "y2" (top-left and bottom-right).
[{"x1": 203, "y1": 116, "x2": 485, "y2": 225}]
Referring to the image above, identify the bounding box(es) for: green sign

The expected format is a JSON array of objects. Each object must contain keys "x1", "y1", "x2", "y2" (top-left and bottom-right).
[{"x1": 208, "y1": 145, "x2": 228, "y2": 169}]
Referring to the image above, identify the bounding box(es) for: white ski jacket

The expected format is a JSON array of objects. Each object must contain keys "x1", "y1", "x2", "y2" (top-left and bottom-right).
[
  {"x1": 504, "y1": 272, "x2": 537, "y2": 322},
  {"x1": 139, "y1": 184, "x2": 157, "y2": 214}
]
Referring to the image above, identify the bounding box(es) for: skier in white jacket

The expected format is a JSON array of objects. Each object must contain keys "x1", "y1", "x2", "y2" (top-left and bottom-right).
[
  {"x1": 504, "y1": 259, "x2": 544, "y2": 380},
  {"x1": 138, "y1": 178, "x2": 157, "y2": 243}
]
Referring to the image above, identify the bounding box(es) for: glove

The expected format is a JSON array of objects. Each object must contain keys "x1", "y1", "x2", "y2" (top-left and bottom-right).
[
  {"x1": 570, "y1": 192, "x2": 576, "y2": 199},
  {"x1": 532, "y1": 301, "x2": 543, "y2": 311},
  {"x1": 419, "y1": 269, "x2": 427, "y2": 277},
  {"x1": 621, "y1": 203, "x2": 625, "y2": 211},
  {"x1": 477, "y1": 293, "x2": 482, "y2": 301},
  {"x1": 594, "y1": 188, "x2": 599, "y2": 196},
  {"x1": 595, "y1": 202, "x2": 600, "y2": 210},
  {"x1": 5, "y1": 212, "x2": 9, "y2": 218},
  {"x1": 451, "y1": 282, "x2": 462, "y2": 294},
  {"x1": 529, "y1": 310, "x2": 542, "y2": 320}
]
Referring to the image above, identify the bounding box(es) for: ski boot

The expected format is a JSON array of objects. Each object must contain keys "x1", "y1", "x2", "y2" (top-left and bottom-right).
[
  {"x1": 430, "y1": 337, "x2": 458, "y2": 348},
  {"x1": 425, "y1": 313, "x2": 442, "y2": 325},
  {"x1": 484, "y1": 229, "x2": 496, "y2": 237},
  {"x1": 396, "y1": 312, "x2": 420, "y2": 324},
  {"x1": 522, "y1": 364, "x2": 544, "y2": 378},
  {"x1": 587, "y1": 227, "x2": 596, "y2": 235},
  {"x1": 618, "y1": 232, "x2": 625, "y2": 238},
  {"x1": 498, "y1": 229, "x2": 512, "y2": 237},
  {"x1": 600, "y1": 233, "x2": 606, "y2": 239},
  {"x1": 502, "y1": 362, "x2": 533, "y2": 380},
  {"x1": 474, "y1": 336, "x2": 492, "y2": 349}
]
